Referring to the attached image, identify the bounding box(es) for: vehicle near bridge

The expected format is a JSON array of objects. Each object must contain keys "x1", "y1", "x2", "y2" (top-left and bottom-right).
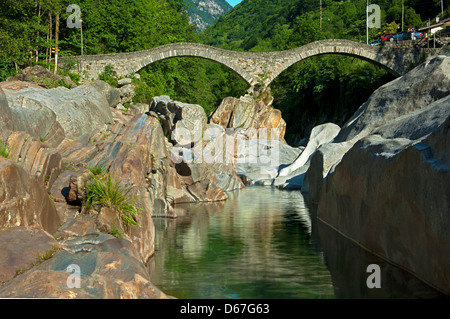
[{"x1": 388, "y1": 29, "x2": 424, "y2": 42}]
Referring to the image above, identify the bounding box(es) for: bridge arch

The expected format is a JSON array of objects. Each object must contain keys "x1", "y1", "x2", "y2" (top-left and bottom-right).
[
  {"x1": 263, "y1": 39, "x2": 403, "y2": 86},
  {"x1": 71, "y1": 40, "x2": 414, "y2": 87}
]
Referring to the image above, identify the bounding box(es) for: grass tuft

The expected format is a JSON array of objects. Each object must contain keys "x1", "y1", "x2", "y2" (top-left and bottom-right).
[
  {"x1": 0, "y1": 139, "x2": 11, "y2": 159},
  {"x1": 87, "y1": 164, "x2": 107, "y2": 176},
  {"x1": 84, "y1": 173, "x2": 142, "y2": 230}
]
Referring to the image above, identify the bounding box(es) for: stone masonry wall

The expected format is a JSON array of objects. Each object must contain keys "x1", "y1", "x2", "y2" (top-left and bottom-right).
[{"x1": 64, "y1": 40, "x2": 444, "y2": 87}]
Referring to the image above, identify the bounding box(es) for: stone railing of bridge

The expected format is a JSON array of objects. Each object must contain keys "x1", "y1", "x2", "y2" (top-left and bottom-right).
[{"x1": 65, "y1": 39, "x2": 444, "y2": 87}]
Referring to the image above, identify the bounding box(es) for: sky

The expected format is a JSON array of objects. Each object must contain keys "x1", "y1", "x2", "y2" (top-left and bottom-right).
[{"x1": 227, "y1": 0, "x2": 243, "y2": 6}]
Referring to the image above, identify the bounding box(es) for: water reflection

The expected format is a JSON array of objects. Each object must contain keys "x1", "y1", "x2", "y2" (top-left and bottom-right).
[
  {"x1": 148, "y1": 187, "x2": 335, "y2": 299},
  {"x1": 314, "y1": 214, "x2": 446, "y2": 299}
]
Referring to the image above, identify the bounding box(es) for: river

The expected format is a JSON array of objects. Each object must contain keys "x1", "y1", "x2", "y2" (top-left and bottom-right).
[
  {"x1": 148, "y1": 186, "x2": 334, "y2": 299},
  {"x1": 148, "y1": 186, "x2": 445, "y2": 299}
]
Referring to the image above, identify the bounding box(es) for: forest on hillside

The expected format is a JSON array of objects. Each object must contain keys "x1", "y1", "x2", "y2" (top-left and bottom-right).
[
  {"x1": 0, "y1": 0, "x2": 448, "y2": 141},
  {"x1": 200, "y1": 0, "x2": 449, "y2": 141},
  {"x1": 0, "y1": 0, "x2": 246, "y2": 114}
]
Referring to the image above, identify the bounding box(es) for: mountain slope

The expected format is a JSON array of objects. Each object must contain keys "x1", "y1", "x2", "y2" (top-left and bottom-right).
[{"x1": 185, "y1": 0, "x2": 232, "y2": 31}]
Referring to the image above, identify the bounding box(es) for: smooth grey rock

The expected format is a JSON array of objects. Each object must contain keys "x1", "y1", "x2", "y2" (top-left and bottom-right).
[
  {"x1": 278, "y1": 123, "x2": 341, "y2": 177},
  {"x1": 119, "y1": 84, "x2": 135, "y2": 105},
  {"x1": 317, "y1": 116, "x2": 450, "y2": 295},
  {"x1": 4, "y1": 82, "x2": 115, "y2": 139},
  {"x1": 336, "y1": 55, "x2": 450, "y2": 142},
  {"x1": 84, "y1": 80, "x2": 121, "y2": 108},
  {"x1": 129, "y1": 103, "x2": 149, "y2": 115},
  {"x1": 235, "y1": 138, "x2": 302, "y2": 185},
  {"x1": 272, "y1": 123, "x2": 341, "y2": 189},
  {"x1": 118, "y1": 78, "x2": 132, "y2": 86},
  {"x1": 1, "y1": 88, "x2": 65, "y2": 146},
  {"x1": 149, "y1": 96, "x2": 207, "y2": 146},
  {"x1": 302, "y1": 141, "x2": 354, "y2": 202}
]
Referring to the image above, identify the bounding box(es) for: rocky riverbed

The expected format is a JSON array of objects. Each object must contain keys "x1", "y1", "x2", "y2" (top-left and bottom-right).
[{"x1": 0, "y1": 53, "x2": 449, "y2": 298}]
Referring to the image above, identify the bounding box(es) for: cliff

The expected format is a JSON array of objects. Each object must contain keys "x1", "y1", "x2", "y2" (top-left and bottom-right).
[
  {"x1": 0, "y1": 73, "x2": 244, "y2": 298},
  {"x1": 185, "y1": 0, "x2": 232, "y2": 31}
]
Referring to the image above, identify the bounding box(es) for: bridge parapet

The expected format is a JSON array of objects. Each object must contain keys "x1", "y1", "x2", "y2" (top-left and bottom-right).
[{"x1": 65, "y1": 39, "x2": 443, "y2": 87}]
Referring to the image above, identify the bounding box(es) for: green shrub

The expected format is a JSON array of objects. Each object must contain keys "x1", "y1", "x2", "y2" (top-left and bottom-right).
[
  {"x1": 0, "y1": 59, "x2": 15, "y2": 82},
  {"x1": 98, "y1": 64, "x2": 118, "y2": 87},
  {"x1": 87, "y1": 164, "x2": 107, "y2": 176},
  {"x1": 84, "y1": 173, "x2": 142, "y2": 230},
  {"x1": 0, "y1": 140, "x2": 11, "y2": 159}
]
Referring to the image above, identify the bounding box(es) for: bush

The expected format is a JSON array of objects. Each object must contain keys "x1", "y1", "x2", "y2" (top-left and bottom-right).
[
  {"x1": 0, "y1": 139, "x2": 10, "y2": 159},
  {"x1": 0, "y1": 59, "x2": 14, "y2": 82},
  {"x1": 84, "y1": 173, "x2": 142, "y2": 230},
  {"x1": 87, "y1": 164, "x2": 107, "y2": 176},
  {"x1": 98, "y1": 64, "x2": 118, "y2": 87}
]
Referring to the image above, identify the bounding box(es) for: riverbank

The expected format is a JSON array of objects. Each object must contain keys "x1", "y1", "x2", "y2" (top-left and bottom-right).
[{"x1": 0, "y1": 54, "x2": 449, "y2": 298}]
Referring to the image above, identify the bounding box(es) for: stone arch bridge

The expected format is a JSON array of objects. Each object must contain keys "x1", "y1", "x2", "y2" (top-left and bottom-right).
[{"x1": 68, "y1": 39, "x2": 431, "y2": 87}]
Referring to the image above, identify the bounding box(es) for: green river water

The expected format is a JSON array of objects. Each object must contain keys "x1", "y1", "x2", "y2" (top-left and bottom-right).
[
  {"x1": 148, "y1": 186, "x2": 334, "y2": 299},
  {"x1": 148, "y1": 186, "x2": 445, "y2": 299}
]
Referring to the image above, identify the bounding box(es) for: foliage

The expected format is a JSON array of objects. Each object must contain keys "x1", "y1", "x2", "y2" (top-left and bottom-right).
[
  {"x1": 84, "y1": 172, "x2": 142, "y2": 230},
  {"x1": 0, "y1": 139, "x2": 11, "y2": 159},
  {"x1": 200, "y1": 0, "x2": 435, "y2": 140},
  {"x1": 0, "y1": 59, "x2": 15, "y2": 82},
  {"x1": 31, "y1": 76, "x2": 72, "y2": 89},
  {"x1": 98, "y1": 64, "x2": 118, "y2": 87},
  {"x1": 133, "y1": 57, "x2": 247, "y2": 116},
  {"x1": 87, "y1": 164, "x2": 107, "y2": 176}
]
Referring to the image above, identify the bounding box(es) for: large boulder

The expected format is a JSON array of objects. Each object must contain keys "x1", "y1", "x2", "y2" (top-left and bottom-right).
[
  {"x1": 278, "y1": 123, "x2": 341, "y2": 177},
  {"x1": 234, "y1": 137, "x2": 302, "y2": 186},
  {"x1": 335, "y1": 55, "x2": 450, "y2": 143},
  {"x1": 210, "y1": 89, "x2": 286, "y2": 142},
  {"x1": 272, "y1": 123, "x2": 341, "y2": 189},
  {"x1": 0, "y1": 232, "x2": 168, "y2": 299},
  {"x1": 0, "y1": 80, "x2": 45, "y2": 91},
  {"x1": 304, "y1": 57, "x2": 450, "y2": 204},
  {"x1": 316, "y1": 92, "x2": 450, "y2": 295},
  {"x1": 57, "y1": 112, "x2": 170, "y2": 262},
  {"x1": 85, "y1": 80, "x2": 121, "y2": 108},
  {"x1": 0, "y1": 87, "x2": 65, "y2": 147},
  {"x1": 4, "y1": 131, "x2": 63, "y2": 189},
  {"x1": 0, "y1": 226, "x2": 60, "y2": 285},
  {"x1": 0, "y1": 157, "x2": 61, "y2": 234},
  {"x1": 302, "y1": 141, "x2": 354, "y2": 203},
  {"x1": 149, "y1": 96, "x2": 208, "y2": 146},
  {"x1": 3, "y1": 81, "x2": 116, "y2": 139}
]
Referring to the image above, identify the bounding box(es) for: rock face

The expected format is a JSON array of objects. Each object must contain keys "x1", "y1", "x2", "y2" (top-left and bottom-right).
[
  {"x1": 335, "y1": 55, "x2": 450, "y2": 143},
  {"x1": 0, "y1": 87, "x2": 65, "y2": 147},
  {"x1": 303, "y1": 55, "x2": 450, "y2": 295},
  {"x1": 149, "y1": 96, "x2": 244, "y2": 204},
  {"x1": 0, "y1": 158, "x2": 61, "y2": 234},
  {"x1": 0, "y1": 232, "x2": 167, "y2": 298},
  {"x1": 210, "y1": 90, "x2": 287, "y2": 142},
  {"x1": 302, "y1": 141, "x2": 353, "y2": 203},
  {"x1": 6, "y1": 65, "x2": 77, "y2": 89},
  {"x1": 273, "y1": 123, "x2": 341, "y2": 189},
  {"x1": 0, "y1": 80, "x2": 244, "y2": 298},
  {"x1": 3, "y1": 81, "x2": 116, "y2": 139},
  {"x1": 0, "y1": 226, "x2": 60, "y2": 285},
  {"x1": 150, "y1": 96, "x2": 208, "y2": 146},
  {"x1": 234, "y1": 137, "x2": 302, "y2": 186},
  {"x1": 318, "y1": 120, "x2": 450, "y2": 295},
  {"x1": 186, "y1": 0, "x2": 232, "y2": 31}
]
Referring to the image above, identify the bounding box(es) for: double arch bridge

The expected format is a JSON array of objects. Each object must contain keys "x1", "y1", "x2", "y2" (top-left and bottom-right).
[{"x1": 69, "y1": 39, "x2": 432, "y2": 87}]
